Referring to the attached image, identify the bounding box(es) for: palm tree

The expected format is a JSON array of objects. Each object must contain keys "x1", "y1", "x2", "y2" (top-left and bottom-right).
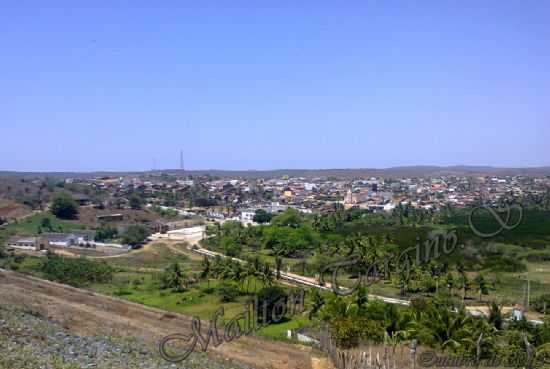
[
  {"x1": 474, "y1": 274, "x2": 489, "y2": 302},
  {"x1": 260, "y1": 263, "x2": 274, "y2": 287},
  {"x1": 161, "y1": 262, "x2": 188, "y2": 292},
  {"x1": 246, "y1": 257, "x2": 263, "y2": 292},
  {"x1": 488, "y1": 302, "x2": 503, "y2": 330},
  {"x1": 200, "y1": 256, "x2": 211, "y2": 289},
  {"x1": 228, "y1": 261, "x2": 244, "y2": 290},
  {"x1": 445, "y1": 272, "x2": 456, "y2": 296},
  {"x1": 416, "y1": 306, "x2": 472, "y2": 349},
  {"x1": 308, "y1": 289, "x2": 326, "y2": 320},
  {"x1": 456, "y1": 263, "x2": 468, "y2": 303},
  {"x1": 428, "y1": 260, "x2": 443, "y2": 293},
  {"x1": 240, "y1": 262, "x2": 252, "y2": 294}
]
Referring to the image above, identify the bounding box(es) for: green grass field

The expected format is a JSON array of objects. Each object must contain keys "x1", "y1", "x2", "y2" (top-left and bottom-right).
[{"x1": 0, "y1": 212, "x2": 85, "y2": 244}]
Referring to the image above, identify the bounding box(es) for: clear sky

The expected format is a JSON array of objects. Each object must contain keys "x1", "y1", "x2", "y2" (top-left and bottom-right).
[{"x1": 1, "y1": 1, "x2": 549, "y2": 172}]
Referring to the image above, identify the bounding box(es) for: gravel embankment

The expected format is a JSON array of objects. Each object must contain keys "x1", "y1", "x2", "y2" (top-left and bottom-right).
[{"x1": 0, "y1": 305, "x2": 251, "y2": 369}]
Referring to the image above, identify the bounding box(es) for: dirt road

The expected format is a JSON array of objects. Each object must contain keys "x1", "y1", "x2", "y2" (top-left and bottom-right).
[{"x1": 0, "y1": 269, "x2": 321, "y2": 369}]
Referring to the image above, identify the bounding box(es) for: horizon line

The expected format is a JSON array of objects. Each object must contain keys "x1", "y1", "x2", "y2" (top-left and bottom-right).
[{"x1": 1, "y1": 164, "x2": 550, "y2": 175}]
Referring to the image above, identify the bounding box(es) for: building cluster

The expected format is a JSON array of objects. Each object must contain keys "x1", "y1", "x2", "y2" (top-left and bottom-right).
[
  {"x1": 63, "y1": 173, "x2": 550, "y2": 225},
  {"x1": 6, "y1": 231, "x2": 94, "y2": 252},
  {"x1": 5, "y1": 173, "x2": 549, "y2": 252}
]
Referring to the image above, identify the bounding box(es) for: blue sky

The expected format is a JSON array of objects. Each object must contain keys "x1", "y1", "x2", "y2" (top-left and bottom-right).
[{"x1": 1, "y1": 1, "x2": 549, "y2": 171}]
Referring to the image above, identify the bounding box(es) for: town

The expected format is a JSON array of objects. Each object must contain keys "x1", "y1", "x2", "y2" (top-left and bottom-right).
[{"x1": 3, "y1": 169, "x2": 549, "y2": 254}]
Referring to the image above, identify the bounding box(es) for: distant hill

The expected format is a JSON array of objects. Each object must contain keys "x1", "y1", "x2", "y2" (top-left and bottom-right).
[{"x1": 1, "y1": 165, "x2": 550, "y2": 179}]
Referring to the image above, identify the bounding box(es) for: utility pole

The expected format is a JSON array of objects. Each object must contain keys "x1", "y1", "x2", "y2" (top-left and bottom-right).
[
  {"x1": 527, "y1": 277, "x2": 531, "y2": 310},
  {"x1": 522, "y1": 274, "x2": 531, "y2": 310}
]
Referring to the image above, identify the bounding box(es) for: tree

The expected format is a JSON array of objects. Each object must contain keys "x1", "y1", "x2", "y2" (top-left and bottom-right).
[
  {"x1": 260, "y1": 263, "x2": 274, "y2": 287},
  {"x1": 270, "y1": 209, "x2": 303, "y2": 228},
  {"x1": 122, "y1": 224, "x2": 149, "y2": 247},
  {"x1": 94, "y1": 225, "x2": 118, "y2": 242},
  {"x1": 253, "y1": 209, "x2": 273, "y2": 224},
  {"x1": 51, "y1": 193, "x2": 78, "y2": 219},
  {"x1": 129, "y1": 193, "x2": 144, "y2": 210}
]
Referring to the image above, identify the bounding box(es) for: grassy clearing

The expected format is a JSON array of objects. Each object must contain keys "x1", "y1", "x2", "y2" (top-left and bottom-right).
[{"x1": 0, "y1": 213, "x2": 85, "y2": 243}]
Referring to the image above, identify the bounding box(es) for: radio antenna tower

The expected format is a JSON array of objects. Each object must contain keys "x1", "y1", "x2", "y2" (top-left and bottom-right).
[{"x1": 180, "y1": 150, "x2": 185, "y2": 172}]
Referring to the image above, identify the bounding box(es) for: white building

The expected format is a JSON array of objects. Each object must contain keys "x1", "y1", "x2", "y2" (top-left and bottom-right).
[{"x1": 240, "y1": 209, "x2": 257, "y2": 223}]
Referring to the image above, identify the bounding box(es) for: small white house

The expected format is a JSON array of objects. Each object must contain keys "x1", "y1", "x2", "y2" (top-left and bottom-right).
[{"x1": 240, "y1": 209, "x2": 257, "y2": 223}]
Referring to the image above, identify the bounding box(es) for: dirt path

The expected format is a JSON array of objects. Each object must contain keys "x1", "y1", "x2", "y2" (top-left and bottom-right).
[{"x1": 0, "y1": 269, "x2": 319, "y2": 369}]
